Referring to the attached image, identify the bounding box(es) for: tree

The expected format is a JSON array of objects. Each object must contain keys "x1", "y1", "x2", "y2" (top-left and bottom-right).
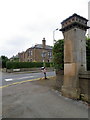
[
  {"x1": 0, "y1": 56, "x2": 9, "y2": 68},
  {"x1": 53, "y1": 39, "x2": 64, "y2": 71},
  {"x1": 53, "y1": 37, "x2": 90, "y2": 71}
]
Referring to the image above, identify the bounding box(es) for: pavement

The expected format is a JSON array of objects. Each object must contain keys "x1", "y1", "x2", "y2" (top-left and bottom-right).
[{"x1": 1, "y1": 75, "x2": 89, "y2": 119}]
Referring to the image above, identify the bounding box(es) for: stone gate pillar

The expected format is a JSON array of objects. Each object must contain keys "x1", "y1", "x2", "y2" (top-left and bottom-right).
[{"x1": 60, "y1": 13, "x2": 90, "y2": 99}]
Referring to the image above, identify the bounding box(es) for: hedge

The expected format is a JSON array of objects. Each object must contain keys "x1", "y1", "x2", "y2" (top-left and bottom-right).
[
  {"x1": 6, "y1": 62, "x2": 53, "y2": 69},
  {"x1": 44, "y1": 62, "x2": 54, "y2": 67}
]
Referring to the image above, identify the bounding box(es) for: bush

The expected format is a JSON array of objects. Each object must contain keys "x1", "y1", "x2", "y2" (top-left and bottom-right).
[
  {"x1": 53, "y1": 39, "x2": 64, "y2": 70},
  {"x1": 6, "y1": 62, "x2": 53, "y2": 69},
  {"x1": 45, "y1": 62, "x2": 50, "y2": 67},
  {"x1": 53, "y1": 38, "x2": 90, "y2": 71},
  {"x1": 0, "y1": 56, "x2": 9, "y2": 68}
]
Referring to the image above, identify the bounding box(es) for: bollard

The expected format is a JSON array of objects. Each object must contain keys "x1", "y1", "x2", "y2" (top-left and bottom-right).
[{"x1": 41, "y1": 67, "x2": 47, "y2": 79}]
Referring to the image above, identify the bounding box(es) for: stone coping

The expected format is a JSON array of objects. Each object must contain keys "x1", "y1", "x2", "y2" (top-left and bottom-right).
[{"x1": 79, "y1": 71, "x2": 90, "y2": 79}]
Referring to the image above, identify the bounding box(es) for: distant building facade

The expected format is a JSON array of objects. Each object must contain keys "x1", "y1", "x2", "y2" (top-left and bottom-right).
[
  {"x1": 18, "y1": 38, "x2": 53, "y2": 62},
  {"x1": 10, "y1": 55, "x2": 19, "y2": 62}
]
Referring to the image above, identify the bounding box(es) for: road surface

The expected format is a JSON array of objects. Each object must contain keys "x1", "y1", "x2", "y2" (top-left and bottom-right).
[
  {"x1": 0, "y1": 71, "x2": 89, "y2": 118},
  {"x1": 1, "y1": 71, "x2": 56, "y2": 86}
]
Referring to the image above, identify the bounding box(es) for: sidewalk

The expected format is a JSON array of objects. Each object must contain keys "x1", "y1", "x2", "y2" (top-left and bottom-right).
[{"x1": 2, "y1": 76, "x2": 88, "y2": 118}]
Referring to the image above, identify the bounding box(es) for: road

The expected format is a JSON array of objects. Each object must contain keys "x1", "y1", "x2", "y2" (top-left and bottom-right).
[
  {"x1": 1, "y1": 71, "x2": 89, "y2": 118},
  {"x1": 1, "y1": 71, "x2": 56, "y2": 87}
]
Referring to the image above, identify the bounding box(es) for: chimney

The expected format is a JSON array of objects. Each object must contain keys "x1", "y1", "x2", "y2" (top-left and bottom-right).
[{"x1": 42, "y1": 38, "x2": 46, "y2": 48}]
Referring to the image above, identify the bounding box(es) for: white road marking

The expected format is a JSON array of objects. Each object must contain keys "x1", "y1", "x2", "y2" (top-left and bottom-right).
[
  {"x1": 5, "y1": 79, "x2": 13, "y2": 81},
  {"x1": 17, "y1": 76, "x2": 34, "y2": 80},
  {"x1": 4, "y1": 76, "x2": 34, "y2": 81}
]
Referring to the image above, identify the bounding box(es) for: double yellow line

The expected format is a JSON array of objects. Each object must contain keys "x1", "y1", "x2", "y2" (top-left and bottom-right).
[{"x1": 0, "y1": 76, "x2": 54, "y2": 89}]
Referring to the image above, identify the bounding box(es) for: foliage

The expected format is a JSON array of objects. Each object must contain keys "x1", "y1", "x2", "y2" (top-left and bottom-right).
[
  {"x1": 53, "y1": 37, "x2": 90, "y2": 71},
  {"x1": 53, "y1": 39, "x2": 64, "y2": 70},
  {"x1": 44, "y1": 62, "x2": 53, "y2": 67},
  {"x1": 6, "y1": 62, "x2": 52, "y2": 69},
  {"x1": 10, "y1": 58, "x2": 19, "y2": 62},
  {"x1": 6, "y1": 62, "x2": 43, "y2": 69},
  {"x1": 0, "y1": 56, "x2": 9, "y2": 68}
]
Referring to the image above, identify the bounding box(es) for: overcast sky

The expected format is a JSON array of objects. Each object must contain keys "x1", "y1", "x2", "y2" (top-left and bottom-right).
[{"x1": 0, "y1": 0, "x2": 89, "y2": 58}]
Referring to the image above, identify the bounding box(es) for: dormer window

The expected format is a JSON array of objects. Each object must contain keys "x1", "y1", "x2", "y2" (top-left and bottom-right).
[
  {"x1": 79, "y1": 19, "x2": 81, "y2": 22},
  {"x1": 72, "y1": 18, "x2": 75, "y2": 21},
  {"x1": 85, "y1": 21, "x2": 87, "y2": 24},
  {"x1": 76, "y1": 18, "x2": 78, "y2": 21}
]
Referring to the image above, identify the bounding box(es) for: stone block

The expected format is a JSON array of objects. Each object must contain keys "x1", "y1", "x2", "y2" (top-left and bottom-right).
[{"x1": 61, "y1": 86, "x2": 80, "y2": 99}]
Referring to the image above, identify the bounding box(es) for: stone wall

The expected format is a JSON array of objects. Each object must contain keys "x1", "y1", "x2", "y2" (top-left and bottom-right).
[
  {"x1": 55, "y1": 70, "x2": 90, "y2": 102},
  {"x1": 4, "y1": 67, "x2": 54, "y2": 73},
  {"x1": 55, "y1": 70, "x2": 64, "y2": 91},
  {"x1": 79, "y1": 71, "x2": 90, "y2": 102}
]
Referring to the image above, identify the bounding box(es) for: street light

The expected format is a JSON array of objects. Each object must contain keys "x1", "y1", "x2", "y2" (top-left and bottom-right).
[{"x1": 53, "y1": 28, "x2": 59, "y2": 45}]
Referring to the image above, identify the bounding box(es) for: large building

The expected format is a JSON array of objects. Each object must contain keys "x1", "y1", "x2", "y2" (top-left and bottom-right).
[{"x1": 18, "y1": 38, "x2": 53, "y2": 62}]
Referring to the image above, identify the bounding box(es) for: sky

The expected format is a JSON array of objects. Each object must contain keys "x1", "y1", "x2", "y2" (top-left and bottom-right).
[{"x1": 0, "y1": 0, "x2": 90, "y2": 58}]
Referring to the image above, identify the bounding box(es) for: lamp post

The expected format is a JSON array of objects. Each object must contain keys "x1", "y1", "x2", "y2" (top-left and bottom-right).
[{"x1": 53, "y1": 28, "x2": 59, "y2": 45}]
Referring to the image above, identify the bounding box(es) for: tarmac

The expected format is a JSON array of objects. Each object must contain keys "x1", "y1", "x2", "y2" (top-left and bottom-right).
[{"x1": 1, "y1": 76, "x2": 89, "y2": 118}]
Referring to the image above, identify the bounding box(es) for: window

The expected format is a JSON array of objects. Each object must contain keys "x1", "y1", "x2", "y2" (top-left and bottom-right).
[
  {"x1": 27, "y1": 51, "x2": 29, "y2": 57},
  {"x1": 42, "y1": 52, "x2": 46, "y2": 58},
  {"x1": 84, "y1": 21, "x2": 87, "y2": 24},
  {"x1": 28, "y1": 50, "x2": 33, "y2": 56},
  {"x1": 48, "y1": 52, "x2": 52, "y2": 57},
  {"x1": 79, "y1": 19, "x2": 81, "y2": 22},
  {"x1": 30, "y1": 58, "x2": 32, "y2": 62},
  {"x1": 30, "y1": 51, "x2": 32, "y2": 56},
  {"x1": 48, "y1": 59, "x2": 49, "y2": 62},
  {"x1": 76, "y1": 18, "x2": 78, "y2": 21},
  {"x1": 72, "y1": 18, "x2": 75, "y2": 21}
]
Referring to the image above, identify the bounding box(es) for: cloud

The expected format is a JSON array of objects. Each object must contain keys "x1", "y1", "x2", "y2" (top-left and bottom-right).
[
  {"x1": 0, "y1": 0, "x2": 89, "y2": 58},
  {"x1": 0, "y1": 36, "x2": 32, "y2": 58}
]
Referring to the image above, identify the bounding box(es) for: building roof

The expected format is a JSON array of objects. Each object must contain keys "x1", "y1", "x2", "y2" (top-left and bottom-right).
[
  {"x1": 30, "y1": 44, "x2": 52, "y2": 50},
  {"x1": 60, "y1": 13, "x2": 90, "y2": 32},
  {"x1": 61, "y1": 13, "x2": 88, "y2": 24},
  {"x1": 60, "y1": 22, "x2": 90, "y2": 32}
]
